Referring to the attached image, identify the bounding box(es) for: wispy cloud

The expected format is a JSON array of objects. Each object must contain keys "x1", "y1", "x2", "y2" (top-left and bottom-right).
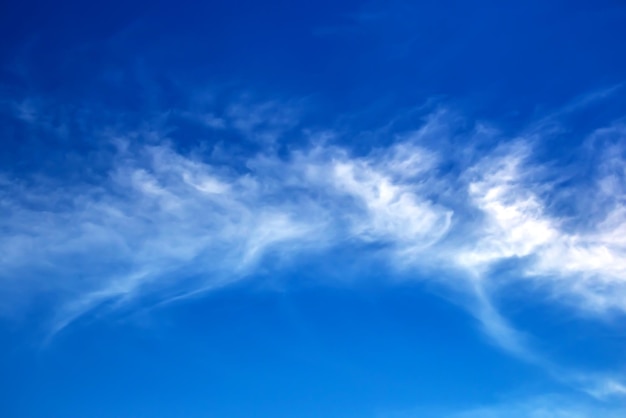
[
  {"x1": 1, "y1": 88, "x2": 626, "y2": 398},
  {"x1": 382, "y1": 393, "x2": 626, "y2": 418},
  {"x1": 0, "y1": 102, "x2": 452, "y2": 334},
  {"x1": 445, "y1": 394, "x2": 626, "y2": 418},
  {"x1": 460, "y1": 125, "x2": 626, "y2": 314}
]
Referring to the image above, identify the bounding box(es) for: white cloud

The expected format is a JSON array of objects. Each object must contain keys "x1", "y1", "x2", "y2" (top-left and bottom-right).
[
  {"x1": 0, "y1": 145, "x2": 314, "y2": 329},
  {"x1": 2, "y1": 90, "x2": 626, "y2": 402},
  {"x1": 459, "y1": 143, "x2": 558, "y2": 270},
  {"x1": 380, "y1": 394, "x2": 626, "y2": 418},
  {"x1": 0, "y1": 116, "x2": 453, "y2": 333},
  {"x1": 446, "y1": 395, "x2": 626, "y2": 418},
  {"x1": 457, "y1": 129, "x2": 626, "y2": 314}
]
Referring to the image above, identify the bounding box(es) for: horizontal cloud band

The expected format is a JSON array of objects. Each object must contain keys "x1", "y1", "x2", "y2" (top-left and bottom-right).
[{"x1": 1, "y1": 97, "x2": 626, "y2": 343}]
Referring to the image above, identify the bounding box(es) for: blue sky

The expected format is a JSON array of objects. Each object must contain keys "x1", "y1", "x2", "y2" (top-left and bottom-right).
[{"x1": 1, "y1": 1, "x2": 626, "y2": 417}]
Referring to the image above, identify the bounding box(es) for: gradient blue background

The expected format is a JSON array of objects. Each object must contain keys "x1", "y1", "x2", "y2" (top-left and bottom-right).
[{"x1": 1, "y1": 1, "x2": 626, "y2": 417}]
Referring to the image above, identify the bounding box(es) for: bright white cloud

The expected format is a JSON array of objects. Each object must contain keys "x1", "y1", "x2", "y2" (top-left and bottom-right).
[
  {"x1": 458, "y1": 130, "x2": 626, "y2": 314},
  {"x1": 2, "y1": 93, "x2": 626, "y2": 400},
  {"x1": 0, "y1": 116, "x2": 453, "y2": 333}
]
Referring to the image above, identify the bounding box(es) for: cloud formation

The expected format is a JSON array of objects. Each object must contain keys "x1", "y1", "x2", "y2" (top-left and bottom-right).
[
  {"x1": 1, "y1": 91, "x2": 626, "y2": 396},
  {"x1": 446, "y1": 395, "x2": 626, "y2": 418}
]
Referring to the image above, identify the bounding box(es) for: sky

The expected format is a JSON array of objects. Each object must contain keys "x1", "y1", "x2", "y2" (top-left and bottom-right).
[{"x1": 1, "y1": 0, "x2": 626, "y2": 417}]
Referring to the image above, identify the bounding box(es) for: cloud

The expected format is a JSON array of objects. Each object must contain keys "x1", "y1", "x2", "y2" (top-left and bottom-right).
[
  {"x1": 381, "y1": 393, "x2": 626, "y2": 418},
  {"x1": 459, "y1": 125, "x2": 626, "y2": 314},
  {"x1": 0, "y1": 104, "x2": 453, "y2": 334},
  {"x1": 2, "y1": 89, "x2": 626, "y2": 402},
  {"x1": 445, "y1": 395, "x2": 626, "y2": 418},
  {"x1": 0, "y1": 143, "x2": 326, "y2": 332}
]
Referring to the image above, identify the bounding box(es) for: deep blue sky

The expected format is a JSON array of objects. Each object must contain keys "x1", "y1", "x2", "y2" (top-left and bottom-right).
[{"x1": 1, "y1": 1, "x2": 626, "y2": 417}]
